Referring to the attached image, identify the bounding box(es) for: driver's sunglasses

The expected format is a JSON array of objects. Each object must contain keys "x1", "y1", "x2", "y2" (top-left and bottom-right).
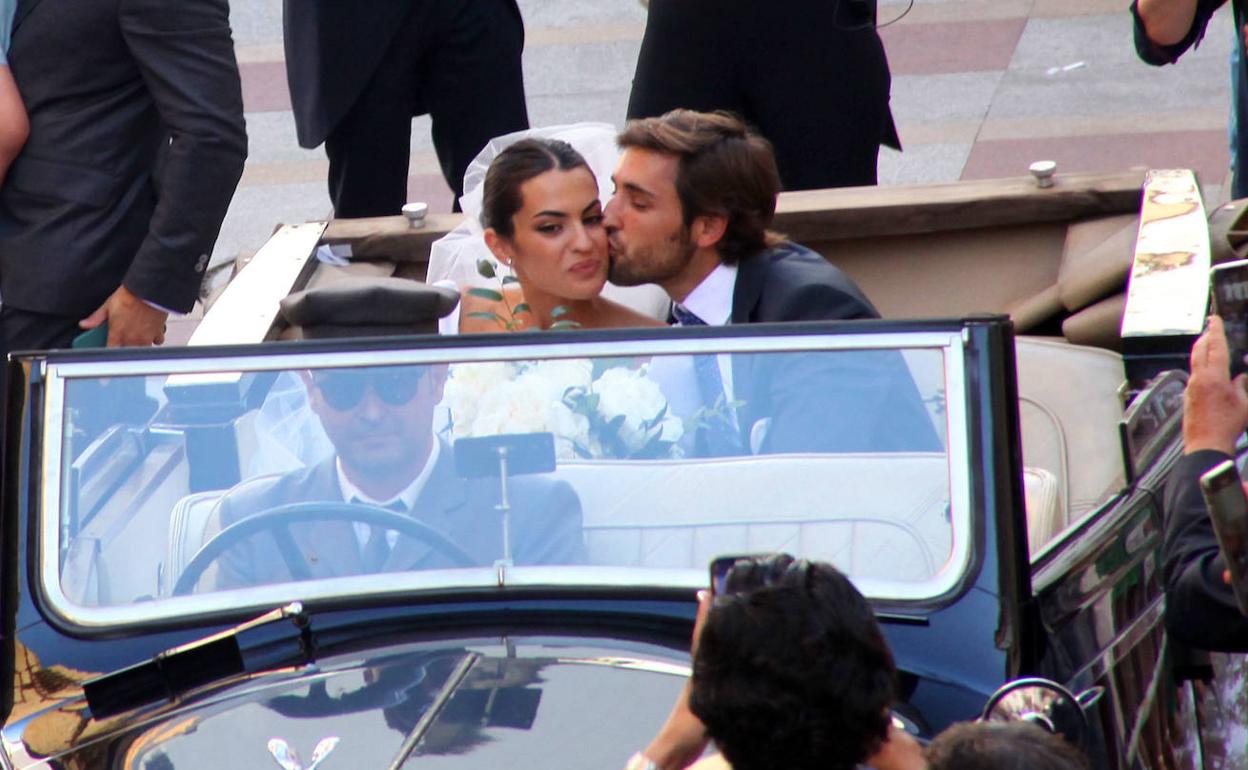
[{"x1": 312, "y1": 368, "x2": 425, "y2": 411}]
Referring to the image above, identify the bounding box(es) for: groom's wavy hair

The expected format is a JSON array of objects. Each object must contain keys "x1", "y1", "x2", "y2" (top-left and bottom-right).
[
  {"x1": 481, "y1": 138, "x2": 593, "y2": 238},
  {"x1": 618, "y1": 110, "x2": 783, "y2": 265}
]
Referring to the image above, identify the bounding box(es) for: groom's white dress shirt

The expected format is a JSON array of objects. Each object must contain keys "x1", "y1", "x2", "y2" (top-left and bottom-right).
[{"x1": 672, "y1": 263, "x2": 738, "y2": 400}]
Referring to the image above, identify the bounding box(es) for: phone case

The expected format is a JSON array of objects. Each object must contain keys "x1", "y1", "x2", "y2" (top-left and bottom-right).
[
  {"x1": 1200, "y1": 459, "x2": 1248, "y2": 617},
  {"x1": 1211, "y1": 259, "x2": 1248, "y2": 376}
]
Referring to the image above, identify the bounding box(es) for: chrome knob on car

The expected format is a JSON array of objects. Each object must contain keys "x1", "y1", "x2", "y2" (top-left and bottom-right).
[
  {"x1": 402, "y1": 201, "x2": 428, "y2": 228},
  {"x1": 1029, "y1": 160, "x2": 1057, "y2": 188}
]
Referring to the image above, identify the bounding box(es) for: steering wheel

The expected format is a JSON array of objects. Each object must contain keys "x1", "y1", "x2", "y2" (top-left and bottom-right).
[{"x1": 173, "y1": 501, "x2": 476, "y2": 596}]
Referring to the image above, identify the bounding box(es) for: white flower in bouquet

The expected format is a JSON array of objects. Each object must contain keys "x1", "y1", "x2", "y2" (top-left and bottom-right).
[
  {"x1": 468, "y1": 377, "x2": 552, "y2": 437},
  {"x1": 455, "y1": 366, "x2": 592, "y2": 459},
  {"x1": 591, "y1": 366, "x2": 683, "y2": 453},
  {"x1": 444, "y1": 361, "x2": 518, "y2": 438},
  {"x1": 521, "y1": 359, "x2": 594, "y2": 401},
  {"x1": 546, "y1": 400, "x2": 592, "y2": 459}
]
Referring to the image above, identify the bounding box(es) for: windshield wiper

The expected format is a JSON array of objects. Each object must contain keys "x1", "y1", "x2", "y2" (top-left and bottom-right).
[{"x1": 83, "y1": 602, "x2": 313, "y2": 719}]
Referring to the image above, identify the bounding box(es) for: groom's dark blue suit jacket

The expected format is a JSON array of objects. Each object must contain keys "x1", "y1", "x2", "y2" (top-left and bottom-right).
[{"x1": 729, "y1": 242, "x2": 941, "y2": 454}]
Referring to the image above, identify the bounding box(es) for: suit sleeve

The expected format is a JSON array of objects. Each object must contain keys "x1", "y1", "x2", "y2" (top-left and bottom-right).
[
  {"x1": 758, "y1": 349, "x2": 941, "y2": 454},
  {"x1": 1162, "y1": 449, "x2": 1248, "y2": 651},
  {"x1": 118, "y1": 0, "x2": 247, "y2": 313},
  {"x1": 1130, "y1": 0, "x2": 1225, "y2": 65}
]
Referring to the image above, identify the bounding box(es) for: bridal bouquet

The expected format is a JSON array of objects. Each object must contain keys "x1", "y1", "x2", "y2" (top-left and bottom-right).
[{"x1": 444, "y1": 359, "x2": 684, "y2": 460}]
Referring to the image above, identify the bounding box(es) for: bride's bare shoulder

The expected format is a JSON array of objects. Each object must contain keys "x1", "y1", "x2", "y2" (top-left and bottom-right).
[{"x1": 458, "y1": 285, "x2": 528, "y2": 333}]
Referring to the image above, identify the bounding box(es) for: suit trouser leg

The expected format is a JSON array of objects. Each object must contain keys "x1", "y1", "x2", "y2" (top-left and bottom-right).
[
  {"x1": 424, "y1": 0, "x2": 529, "y2": 207},
  {"x1": 0, "y1": 305, "x2": 88, "y2": 405},
  {"x1": 322, "y1": 8, "x2": 422, "y2": 219},
  {"x1": 324, "y1": 0, "x2": 528, "y2": 218},
  {"x1": 628, "y1": 0, "x2": 889, "y2": 191},
  {"x1": 0, "y1": 305, "x2": 84, "y2": 373},
  {"x1": 626, "y1": 0, "x2": 738, "y2": 120},
  {"x1": 0, "y1": 306, "x2": 83, "y2": 488}
]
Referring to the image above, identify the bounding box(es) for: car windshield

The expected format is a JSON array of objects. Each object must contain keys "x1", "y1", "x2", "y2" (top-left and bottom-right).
[{"x1": 40, "y1": 330, "x2": 972, "y2": 627}]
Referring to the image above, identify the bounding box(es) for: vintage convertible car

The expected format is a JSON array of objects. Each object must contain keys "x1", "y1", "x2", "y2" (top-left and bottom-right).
[{"x1": 0, "y1": 169, "x2": 1240, "y2": 770}]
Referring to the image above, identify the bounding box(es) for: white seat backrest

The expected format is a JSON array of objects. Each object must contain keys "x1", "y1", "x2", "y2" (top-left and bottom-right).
[
  {"x1": 166, "y1": 490, "x2": 229, "y2": 594},
  {"x1": 1015, "y1": 337, "x2": 1125, "y2": 550},
  {"x1": 1023, "y1": 466, "x2": 1063, "y2": 556},
  {"x1": 556, "y1": 453, "x2": 952, "y2": 583}
]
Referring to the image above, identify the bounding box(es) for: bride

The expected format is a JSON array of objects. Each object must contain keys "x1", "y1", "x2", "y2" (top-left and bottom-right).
[{"x1": 429, "y1": 124, "x2": 669, "y2": 333}]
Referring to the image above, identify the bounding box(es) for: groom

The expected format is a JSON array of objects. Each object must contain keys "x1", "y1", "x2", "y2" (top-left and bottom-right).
[{"x1": 604, "y1": 109, "x2": 937, "y2": 454}]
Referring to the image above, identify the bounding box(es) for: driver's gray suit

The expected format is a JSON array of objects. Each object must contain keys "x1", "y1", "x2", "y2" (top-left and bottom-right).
[{"x1": 202, "y1": 442, "x2": 584, "y2": 589}]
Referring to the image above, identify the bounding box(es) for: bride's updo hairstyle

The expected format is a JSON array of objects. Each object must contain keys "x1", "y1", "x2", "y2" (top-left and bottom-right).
[{"x1": 481, "y1": 138, "x2": 594, "y2": 239}]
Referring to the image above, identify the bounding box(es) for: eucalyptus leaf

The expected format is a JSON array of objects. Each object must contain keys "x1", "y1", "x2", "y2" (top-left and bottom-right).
[
  {"x1": 467, "y1": 287, "x2": 505, "y2": 302},
  {"x1": 550, "y1": 320, "x2": 581, "y2": 330},
  {"x1": 502, "y1": 275, "x2": 520, "y2": 285},
  {"x1": 550, "y1": 305, "x2": 570, "y2": 318},
  {"x1": 641, "y1": 404, "x2": 668, "y2": 431},
  {"x1": 476, "y1": 259, "x2": 497, "y2": 279},
  {"x1": 467, "y1": 311, "x2": 504, "y2": 323},
  {"x1": 512, "y1": 303, "x2": 532, "y2": 315}
]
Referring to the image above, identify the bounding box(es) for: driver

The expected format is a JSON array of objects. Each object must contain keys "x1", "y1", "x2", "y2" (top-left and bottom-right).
[{"x1": 202, "y1": 364, "x2": 584, "y2": 589}]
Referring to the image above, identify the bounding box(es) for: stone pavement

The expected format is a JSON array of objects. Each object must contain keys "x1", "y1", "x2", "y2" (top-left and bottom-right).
[{"x1": 214, "y1": 0, "x2": 1236, "y2": 272}]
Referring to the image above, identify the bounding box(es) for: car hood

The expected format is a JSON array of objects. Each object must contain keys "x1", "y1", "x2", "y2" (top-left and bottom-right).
[{"x1": 5, "y1": 636, "x2": 689, "y2": 770}]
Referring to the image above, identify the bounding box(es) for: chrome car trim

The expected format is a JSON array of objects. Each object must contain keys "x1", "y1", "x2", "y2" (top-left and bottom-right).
[
  {"x1": 51, "y1": 330, "x2": 961, "y2": 380},
  {"x1": 38, "y1": 330, "x2": 973, "y2": 630},
  {"x1": 1069, "y1": 595, "x2": 1164, "y2": 686},
  {"x1": 553, "y1": 656, "x2": 691, "y2": 677},
  {"x1": 189, "y1": 222, "x2": 326, "y2": 348},
  {"x1": 267, "y1": 735, "x2": 340, "y2": 770}
]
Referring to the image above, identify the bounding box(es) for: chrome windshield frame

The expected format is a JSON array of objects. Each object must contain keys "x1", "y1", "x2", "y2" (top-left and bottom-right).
[{"x1": 37, "y1": 328, "x2": 973, "y2": 631}]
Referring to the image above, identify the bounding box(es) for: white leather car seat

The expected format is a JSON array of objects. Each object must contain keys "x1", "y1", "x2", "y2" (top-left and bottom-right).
[
  {"x1": 1014, "y1": 336, "x2": 1126, "y2": 554},
  {"x1": 560, "y1": 452, "x2": 952, "y2": 584}
]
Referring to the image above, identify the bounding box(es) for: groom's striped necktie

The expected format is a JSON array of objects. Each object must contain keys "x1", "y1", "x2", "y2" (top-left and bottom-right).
[{"x1": 671, "y1": 305, "x2": 742, "y2": 456}]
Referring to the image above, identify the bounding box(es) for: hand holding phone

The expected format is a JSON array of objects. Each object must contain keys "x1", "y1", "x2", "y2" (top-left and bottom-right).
[{"x1": 1199, "y1": 459, "x2": 1248, "y2": 617}]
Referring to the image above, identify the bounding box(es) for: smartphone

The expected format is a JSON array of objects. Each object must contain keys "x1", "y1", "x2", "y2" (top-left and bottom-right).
[
  {"x1": 1210, "y1": 259, "x2": 1248, "y2": 376},
  {"x1": 709, "y1": 553, "x2": 781, "y2": 596},
  {"x1": 1199, "y1": 459, "x2": 1248, "y2": 617},
  {"x1": 71, "y1": 322, "x2": 109, "y2": 349}
]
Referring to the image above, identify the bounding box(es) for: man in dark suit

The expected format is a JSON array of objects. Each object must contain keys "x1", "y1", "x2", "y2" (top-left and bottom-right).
[
  {"x1": 0, "y1": 0, "x2": 246, "y2": 356},
  {"x1": 604, "y1": 110, "x2": 937, "y2": 455},
  {"x1": 206, "y1": 365, "x2": 583, "y2": 589},
  {"x1": 284, "y1": 0, "x2": 530, "y2": 217},
  {"x1": 1160, "y1": 316, "x2": 1248, "y2": 651},
  {"x1": 626, "y1": 0, "x2": 899, "y2": 191}
]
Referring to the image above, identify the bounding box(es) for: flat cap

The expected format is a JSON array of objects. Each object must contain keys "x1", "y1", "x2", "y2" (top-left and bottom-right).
[{"x1": 279, "y1": 277, "x2": 459, "y2": 339}]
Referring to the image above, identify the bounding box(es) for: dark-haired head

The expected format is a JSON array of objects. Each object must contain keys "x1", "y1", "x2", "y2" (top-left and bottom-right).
[
  {"x1": 689, "y1": 556, "x2": 896, "y2": 770},
  {"x1": 480, "y1": 138, "x2": 594, "y2": 238},
  {"x1": 616, "y1": 110, "x2": 781, "y2": 264},
  {"x1": 926, "y1": 721, "x2": 1092, "y2": 770}
]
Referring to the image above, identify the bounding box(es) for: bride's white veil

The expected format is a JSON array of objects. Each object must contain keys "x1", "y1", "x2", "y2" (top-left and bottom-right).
[{"x1": 427, "y1": 123, "x2": 671, "y2": 320}]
